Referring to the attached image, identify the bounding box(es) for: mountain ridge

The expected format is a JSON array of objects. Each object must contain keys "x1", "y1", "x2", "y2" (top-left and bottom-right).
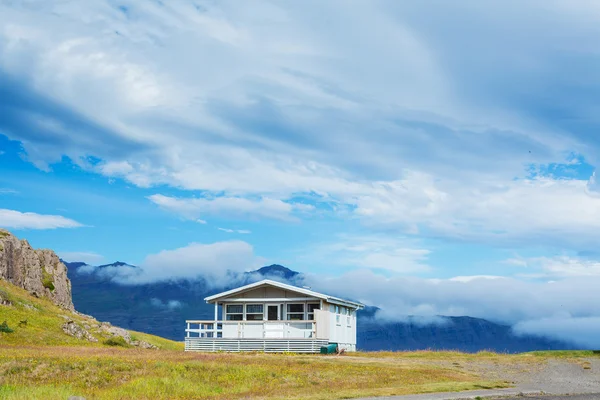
[{"x1": 62, "y1": 258, "x2": 577, "y2": 352}]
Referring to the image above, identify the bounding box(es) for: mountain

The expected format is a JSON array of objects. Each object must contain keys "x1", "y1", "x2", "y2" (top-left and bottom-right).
[
  {"x1": 358, "y1": 314, "x2": 574, "y2": 352},
  {"x1": 62, "y1": 259, "x2": 576, "y2": 352},
  {"x1": 251, "y1": 264, "x2": 300, "y2": 280}
]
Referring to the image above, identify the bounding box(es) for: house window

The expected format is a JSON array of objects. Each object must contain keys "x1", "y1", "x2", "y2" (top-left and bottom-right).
[
  {"x1": 286, "y1": 303, "x2": 305, "y2": 320},
  {"x1": 307, "y1": 303, "x2": 320, "y2": 320},
  {"x1": 246, "y1": 304, "x2": 264, "y2": 321},
  {"x1": 226, "y1": 304, "x2": 243, "y2": 321}
]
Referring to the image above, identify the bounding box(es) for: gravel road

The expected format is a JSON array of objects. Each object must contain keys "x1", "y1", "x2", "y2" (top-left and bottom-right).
[{"x1": 357, "y1": 356, "x2": 600, "y2": 400}]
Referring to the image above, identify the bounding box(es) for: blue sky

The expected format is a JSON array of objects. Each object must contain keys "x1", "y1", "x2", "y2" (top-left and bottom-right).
[{"x1": 3, "y1": 0, "x2": 600, "y2": 346}]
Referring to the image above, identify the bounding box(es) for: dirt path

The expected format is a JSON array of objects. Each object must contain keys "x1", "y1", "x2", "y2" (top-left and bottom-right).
[{"x1": 355, "y1": 356, "x2": 600, "y2": 400}]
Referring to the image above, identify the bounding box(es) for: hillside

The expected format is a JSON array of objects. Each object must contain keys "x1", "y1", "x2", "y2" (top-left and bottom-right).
[
  {"x1": 0, "y1": 278, "x2": 182, "y2": 350},
  {"x1": 0, "y1": 229, "x2": 181, "y2": 350}
]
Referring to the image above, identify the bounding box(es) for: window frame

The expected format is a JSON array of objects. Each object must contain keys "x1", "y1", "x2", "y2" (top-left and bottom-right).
[
  {"x1": 225, "y1": 304, "x2": 244, "y2": 321},
  {"x1": 245, "y1": 303, "x2": 264, "y2": 321},
  {"x1": 286, "y1": 303, "x2": 305, "y2": 321},
  {"x1": 307, "y1": 303, "x2": 320, "y2": 320}
]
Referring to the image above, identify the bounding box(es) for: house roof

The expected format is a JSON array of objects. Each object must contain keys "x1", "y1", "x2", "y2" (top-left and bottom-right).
[{"x1": 204, "y1": 279, "x2": 364, "y2": 309}]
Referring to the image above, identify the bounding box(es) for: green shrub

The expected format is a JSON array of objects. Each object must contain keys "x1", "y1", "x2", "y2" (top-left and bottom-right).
[
  {"x1": 42, "y1": 270, "x2": 55, "y2": 292},
  {"x1": 0, "y1": 320, "x2": 14, "y2": 333},
  {"x1": 103, "y1": 336, "x2": 129, "y2": 347}
]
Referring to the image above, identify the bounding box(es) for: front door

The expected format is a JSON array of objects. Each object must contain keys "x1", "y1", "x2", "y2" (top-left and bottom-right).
[
  {"x1": 267, "y1": 305, "x2": 279, "y2": 321},
  {"x1": 265, "y1": 304, "x2": 284, "y2": 338}
]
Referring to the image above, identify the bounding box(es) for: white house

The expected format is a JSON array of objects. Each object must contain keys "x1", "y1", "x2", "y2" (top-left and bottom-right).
[{"x1": 185, "y1": 279, "x2": 364, "y2": 353}]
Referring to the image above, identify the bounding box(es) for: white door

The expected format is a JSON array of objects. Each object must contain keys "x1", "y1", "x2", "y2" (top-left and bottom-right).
[
  {"x1": 264, "y1": 304, "x2": 284, "y2": 338},
  {"x1": 315, "y1": 309, "x2": 329, "y2": 340}
]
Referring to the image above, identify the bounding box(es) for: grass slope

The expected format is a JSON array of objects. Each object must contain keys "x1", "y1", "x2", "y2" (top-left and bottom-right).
[{"x1": 0, "y1": 278, "x2": 182, "y2": 350}]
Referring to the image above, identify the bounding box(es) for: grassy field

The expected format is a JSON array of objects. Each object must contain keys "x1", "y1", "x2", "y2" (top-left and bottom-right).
[
  {"x1": 0, "y1": 346, "x2": 511, "y2": 400},
  {"x1": 1, "y1": 279, "x2": 598, "y2": 399}
]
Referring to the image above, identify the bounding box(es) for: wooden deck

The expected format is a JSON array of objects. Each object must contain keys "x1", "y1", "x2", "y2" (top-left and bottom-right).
[
  {"x1": 185, "y1": 320, "x2": 318, "y2": 339},
  {"x1": 184, "y1": 337, "x2": 329, "y2": 353}
]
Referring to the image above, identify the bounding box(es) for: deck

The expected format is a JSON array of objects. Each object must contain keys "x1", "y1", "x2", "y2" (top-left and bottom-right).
[
  {"x1": 185, "y1": 320, "x2": 326, "y2": 352},
  {"x1": 184, "y1": 337, "x2": 329, "y2": 352}
]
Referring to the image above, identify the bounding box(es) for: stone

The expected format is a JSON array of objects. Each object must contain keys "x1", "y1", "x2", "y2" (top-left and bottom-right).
[
  {"x1": 131, "y1": 340, "x2": 158, "y2": 349},
  {"x1": 20, "y1": 303, "x2": 38, "y2": 311},
  {"x1": 0, "y1": 229, "x2": 73, "y2": 310},
  {"x1": 103, "y1": 325, "x2": 131, "y2": 343},
  {"x1": 62, "y1": 321, "x2": 98, "y2": 342}
]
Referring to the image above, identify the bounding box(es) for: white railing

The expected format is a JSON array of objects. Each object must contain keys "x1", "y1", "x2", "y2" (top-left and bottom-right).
[{"x1": 185, "y1": 320, "x2": 316, "y2": 339}]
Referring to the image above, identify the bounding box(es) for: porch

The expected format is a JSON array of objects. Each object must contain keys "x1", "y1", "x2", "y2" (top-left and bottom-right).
[
  {"x1": 185, "y1": 320, "x2": 317, "y2": 339},
  {"x1": 184, "y1": 337, "x2": 328, "y2": 353}
]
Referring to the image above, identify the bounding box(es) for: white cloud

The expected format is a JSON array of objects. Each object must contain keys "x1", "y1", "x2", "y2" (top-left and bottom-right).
[
  {"x1": 508, "y1": 255, "x2": 600, "y2": 279},
  {"x1": 3, "y1": 2, "x2": 600, "y2": 251},
  {"x1": 150, "y1": 298, "x2": 183, "y2": 310},
  {"x1": 0, "y1": 188, "x2": 17, "y2": 194},
  {"x1": 310, "y1": 269, "x2": 600, "y2": 347},
  {"x1": 0, "y1": 209, "x2": 83, "y2": 230},
  {"x1": 448, "y1": 275, "x2": 505, "y2": 283},
  {"x1": 148, "y1": 194, "x2": 307, "y2": 222},
  {"x1": 301, "y1": 234, "x2": 432, "y2": 274},
  {"x1": 58, "y1": 251, "x2": 104, "y2": 264},
  {"x1": 352, "y1": 174, "x2": 600, "y2": 248},
  {"x1": 132, "y1": 241, "x2": 263, "y2": 286},
  {"x1": 218, "y1": 227, "x2": 251, "y2": 234},
  {"x1": 514, "y1": 317, "x2": 600, "y2": 349}
]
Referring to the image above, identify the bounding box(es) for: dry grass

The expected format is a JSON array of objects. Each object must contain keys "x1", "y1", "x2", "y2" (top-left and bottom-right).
[
  {"x1": 2, "y1": 279, "x2": 597, "y2": 399},
  {"x1": 0, "y1": 346, "x2": 508, "y2": 400}
]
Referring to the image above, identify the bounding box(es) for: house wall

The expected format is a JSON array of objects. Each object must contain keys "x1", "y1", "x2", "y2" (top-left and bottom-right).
[
  {"x1": 208, "y1": 284, "x2": 359, "y2": 350},
  {"x1": 235, "y1": 287, "x2": 308, "y2": 299},
  {"x1": 323, "y1": 300, "x2": 357, "y2": 352}
]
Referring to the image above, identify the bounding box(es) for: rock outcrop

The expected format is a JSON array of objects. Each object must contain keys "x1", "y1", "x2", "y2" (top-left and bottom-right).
[
  {"x1": 62, "y1": 320, "x2": 98, "y2": 342},
  {"x1": 0, "y1": 229, "x2": 73, "y2": 310}
]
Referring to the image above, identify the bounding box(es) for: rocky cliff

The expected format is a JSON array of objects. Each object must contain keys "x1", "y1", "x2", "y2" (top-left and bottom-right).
[{"x1": 0, "y1": 229, "x2": 73, "y2": 310}]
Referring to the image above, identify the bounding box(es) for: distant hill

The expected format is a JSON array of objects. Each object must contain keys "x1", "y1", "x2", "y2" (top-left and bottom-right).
[
  {"x1": 358, "y1": 313, "x2": 574, "y2": 352},
  {"x1": 62, "y1": 260, "x2": 576, "y2": 352}
]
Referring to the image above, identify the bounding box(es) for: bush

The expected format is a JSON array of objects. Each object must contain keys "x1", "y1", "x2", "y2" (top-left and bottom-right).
[
  {"x1": 103, "y1": 336, "x2": 129, "y2": 347},
  {"x1": 0, "y1": 321, "x2": 14, "y2": 333},
  {"x1": 42, "y1": 270, "x2": 55, "y2": 292}
]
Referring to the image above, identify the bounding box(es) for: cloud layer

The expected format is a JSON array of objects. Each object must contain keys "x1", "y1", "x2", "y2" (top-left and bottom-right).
[
  {"x1": 309, "y1": 270, "x2": 600, "y2": 348},
  {"x1": 0, "y1": 209, "x2": 82, "y2": 230}
]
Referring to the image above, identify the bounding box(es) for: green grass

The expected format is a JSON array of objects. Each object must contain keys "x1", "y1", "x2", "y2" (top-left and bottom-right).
[
  {"x1": 41, "y1": 269, "x2": 55, "y2": 292},
  {"x1": 0, "y1": 278, "x2": 182, "y2": 350},
  {"x1": 0, "y1": 321, "x2": 14, "y2": 333},
  {"x1": 103, "y1": 336, "x2": 130, "y2": 347},
  {"x1": 528, "y1": 350, "x2": 600, "y2": 358}
]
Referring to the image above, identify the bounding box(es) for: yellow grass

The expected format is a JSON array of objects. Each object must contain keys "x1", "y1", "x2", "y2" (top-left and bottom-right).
[
  {"x1": 1, "y1": 278, "x2": 597, "y2": 399},
  {"x1": 0, "y1": 346, "x2": 508, "y2": 400}
]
